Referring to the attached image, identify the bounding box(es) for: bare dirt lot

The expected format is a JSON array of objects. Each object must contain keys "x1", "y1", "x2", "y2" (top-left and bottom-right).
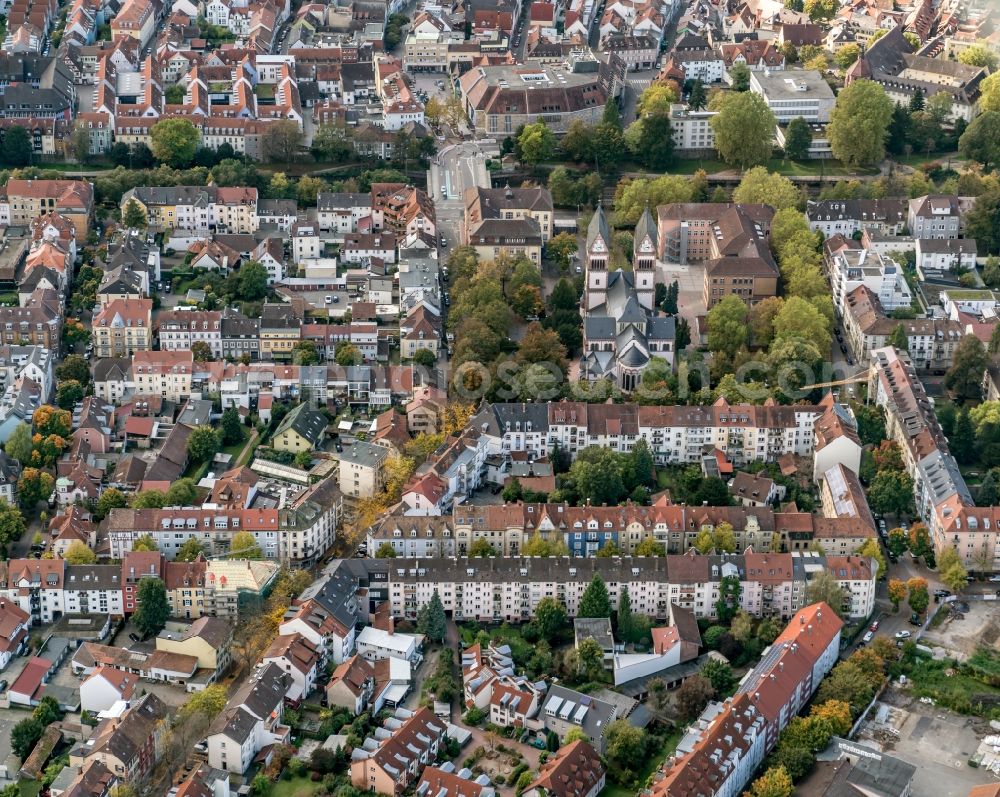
[
  {"x1": 857, "y1": 689, "x2": 998, "y2": 797},
  {"x1": 922, "y1": 600, "x2": 1000, "y2": 659}
]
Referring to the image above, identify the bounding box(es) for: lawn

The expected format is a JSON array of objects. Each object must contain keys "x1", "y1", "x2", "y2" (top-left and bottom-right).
[
  {"x1": 19, "y1": 781, "x2": 41, "y2": 797},
  {"x1": 221, "y1": 428, "x2": 250, "y2": 461},
  {"x1": 269, "y1": 777, "x2": 320, "y2": 797}
]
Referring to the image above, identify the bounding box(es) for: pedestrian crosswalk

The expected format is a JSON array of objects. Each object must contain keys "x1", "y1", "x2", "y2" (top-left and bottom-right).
[{"x1": 627, "y1": 77, "x2": 654, "y2": 90}]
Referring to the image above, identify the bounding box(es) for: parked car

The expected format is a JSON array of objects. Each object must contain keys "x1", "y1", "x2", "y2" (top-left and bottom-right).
[
  {"x1": 909, "y1": 613, "x2": 922, "y2": 626},
  {"x1": 862, "y1": 630, "x2": 874, "y2": 643},
  {"x1": 129, "y1": 632, "x2": 141, "y2": 643},
  {"x1": 870, "y1": 620, "x2": 879, "y2": 631},
  {"x1": 0, "y1": 680, "x2": 8, "y2": 692},
  {"x1": 895, "y1": 630, "x2": 911, "y2": 639}
]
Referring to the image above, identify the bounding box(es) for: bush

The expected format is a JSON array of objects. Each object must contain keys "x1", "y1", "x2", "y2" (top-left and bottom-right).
[
  {"x1": 463, "y1": 707, "x2": 485, "y2": 726},
  {"x1": 508, "y1": 763, "x2": 529, "y2": 786}
]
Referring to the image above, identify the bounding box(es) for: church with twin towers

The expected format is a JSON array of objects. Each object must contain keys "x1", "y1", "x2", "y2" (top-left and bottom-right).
[{"x1": 581, "y1": 203, "x2": 676, "y2": 392}]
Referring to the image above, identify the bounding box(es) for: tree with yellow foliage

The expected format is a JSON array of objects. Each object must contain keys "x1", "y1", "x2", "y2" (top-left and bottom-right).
[
  {"x1": 888, "y1": 578, "x2": 907, "y2": 611},
  {"x1": 441, "y1": 403, "x2": 474, "y2": 435},
  {"x1": 385, "y1": 455, "x2": 416, "y2": 503},
  {"x1": 809, "y1": 700, "x2": 852, "y2": 736}
]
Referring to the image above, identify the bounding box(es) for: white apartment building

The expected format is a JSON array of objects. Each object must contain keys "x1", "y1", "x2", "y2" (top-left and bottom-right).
[
  {"x1": 669, "y1": 103, "x2": 716, "y2": 151},
  {"x1": 387, "y1": 553, "x2": 876, "y2": 624},
  {"x1": 827, "y1": 248, "x2": 911, "y2": 316},
  {"x1": 749, "y1": 69, "x2": 836, "y2": 122}
]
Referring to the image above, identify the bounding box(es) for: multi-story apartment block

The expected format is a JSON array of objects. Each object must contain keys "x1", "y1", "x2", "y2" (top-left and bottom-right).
[
  {"x1": 806, "y1": 198, "x2": 907, "y2": 238},
  {"x1": 867, "y1": 346, "x2": 1000, "y2": 570},
  {"x1": 119, "y1": 186, "x2": 259, "y2": 233},
  {"x1": 93, "y1": 299, "x2": 152, "y2": 358},
  {"x1": 386, "y1": 553, "x2": 876, "y2": 623},
  {"x1": 131, "y1": 350, "x2": 194, "y2": 404},
  {"x1": 826, "y1": 246, "x2": 911, "y2": 316},
  {"x1": 646, "y1": 603, "x2": 842, "y2": 797},
  {"x1": 369, "y1": 496, "x2": 873, "y2": 559},
  {"x1": 669, "y1": 103, "x2": 716, "y2": 151},
  {"x1": 907, "y1": 194, "x2": 962, "y2": 240},
  {"x1": 0, "y1": 179, "x2": 92, "y2": 239},
  {"x1": 471, "y1": 397, "x2": 842, "y2": 471},
  {"x1": 104, "y1": 476, "x2": 342, "y2": 566},
  {"x1": 844, "y1": 287, "x2": 963, "y2": 373},
  {"x1": 157, "y1": 310, "x2": 223, "y2": 358}
]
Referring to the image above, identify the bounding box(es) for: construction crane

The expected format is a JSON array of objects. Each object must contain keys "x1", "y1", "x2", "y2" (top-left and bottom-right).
[{"x1": 800, "y1": 366, "x2": 873, "y2": 391}]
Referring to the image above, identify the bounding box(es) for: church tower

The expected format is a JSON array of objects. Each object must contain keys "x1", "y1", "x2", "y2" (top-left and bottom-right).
[
  {"x1": 585, "y1": 202, "x2": 611, "y2": 310},
  {"x1": 633, "y1": 205, "x2": 657, "y2": 310}
]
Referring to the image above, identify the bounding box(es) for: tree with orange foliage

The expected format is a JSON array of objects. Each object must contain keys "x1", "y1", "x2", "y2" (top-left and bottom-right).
[
  {"x1": 32, "y1": 405, "x2": 71, "y2": 438},
  {"x1": 872, "y1": 440, "x2": 903, "y2": 472},
  {"x1": 809, "y1": 700, "x2": 852, "y2": 736},
  {"x1": 907, "y1": 577, "x2": 929, "y2": 615},
  {"x1": 888, "y1": 578, "x2": 907, "y2": 610}
]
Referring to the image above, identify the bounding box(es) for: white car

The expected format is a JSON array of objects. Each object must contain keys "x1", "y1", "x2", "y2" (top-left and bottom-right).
[
  {"x1": 895, "y1": 630, "x2": 911, "y2": 639},
  {"x1": 862, "y1": 631, "x2": 874, "y2": 643},
  {"x1": 989, "y1": 575, "x2": 1000, "y2": 583}
]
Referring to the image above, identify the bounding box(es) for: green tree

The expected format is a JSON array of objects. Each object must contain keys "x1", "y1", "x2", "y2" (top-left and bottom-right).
[
  {"x1": 292, "y1": 340, "x2": 320, "y2": 366},
  {"x1": 11, "y1": 717, "x2": 43, "y2": 760},
  {"x1": 17, "y1": 469, "x2": 53, "y2": 513},
  {"x1": 631, "y1": 439, "x2": 654, "y2": 486},
  {"x1": 236, "y1": 260, "x2": 270, "y2": 301},
  {"x1": 730, "y1": 62, "x2": 751, "y2": 91},
  {"x1": 887, "y1": 528, "x2": 908, "y2": 557},
  {"x1": 783, "y1": 117, "x2": 813, "y2": 160},
  {"x1": 132, "y1": 534, "x2": 158, "y2": 552},
  {"x1": 187, "y1": 426, "x2": 221, "y2": 462},
  {"x1": 617, "y1": 585, "x2": 635, "y2": 643},
  {"x1": 710, "y1": 91, "x2": 776, "y2": 168},
  {"x1": 804, "y1": 0, "x2": 836, "y2": 18},
  {"x1": 534, "y1": 597, "x2": 568, "y2": 641},
  {"x1": 888, "y1": 323, "x2": 908, "y2": 351},
  {"x1": 828, "y1": 80, "x2": 894, "y2": 166},
  {"x1": 176, "y1": 537, "x2": 206, "y2": 562},
  {"x1": 412, "y1": 348, "x2": 436, "y2": 367},
  {"x1": 984, "y1": 255, "x2": 1000, "y2": 290},
  {"x1": 856, "y1": 538, "x2": 887, "y2": 579},
  {"x1": 221, "y1": 406, "x2": 244, "y2": 446},
  {"x1": 335, "y1": 342, "x2": 361, "y2": 366},
  {"x1": 675, "y1": 674, "x2": 715, "y2": 719},
  {"x1": 805, "y1": 570, "x2": 846, "y2": 617},
  {"x1": 133, "y1": 578, "x2": 170, "y2": 636},
  {"x1": 604, "y1": 720, "x2": 647, "y2": 772},
  {"x1": 150, "y1": 118, "x2": 199, "y2": 167},
  {"x1": 468, "y1": 538, "x2": 496, "y2": 557},
  {"x1": 5, "y1": 423, "x2": 33, "y2": 464},
  {"x1": 635, "y1": 537, "x2": 665, "y2": 556},
  {"x1": 960, "y1": 111, "x2": 1000, "y2": 171},
  {"x1": 375, "y1": 542, "x2": 397, "y2": 558},
  {"x1": 869, "y1": 470, "x2": 914, "y2": 516},
  {"x1": 980, "y1": 72, "x2": 1000, "y2": 113},
  {"x1": 625, "y1": 111, "x2": 675, "y2": 170},
  {"x1": 55, "y1": 354, "x2": 91, "y2": 387},
  {"x1": 64, "y1": 540, "x2": 97, "y2": 564},
  {"x1": 166, "y1": 479, "x2": 197, "y2": 506},
  {"x1": 122, "y1": 199, "x2": 148, "y2": 229},
  {"x1": 417, "y1": 590, "x2": 447, "y2": 642},
  {"x1": 689, "y1": 79, "x2": 707, "y2": 111},
  {"x1": 579, "y1": 575, "x2": 612, "y2": 618},
  {"x1": 945, "y1": 335, "x2": 989, "y2": 401},
  {"x1": 733, "y1": 167, "x2": 799, "y2": 210},
  {"x1": 96, "y1": 487, "x2": 128, "y2": 519},
  {"x1": 707, "y1": 295, "x2": 749, "y2": 361},
  {"x1": 702, "y1": 659, "x2": 736, "y2": 694},
  {"x1": 547, "y1": 232, "x2": 578, "y2": 273},
  {"x1": 518, "y1": 121, "x2": 556, "y2": 165},
  {"x1": 958, "y1": 43, "x2": 998, "y2": 70},
  {"x1": 715, "y1": 574, "x2": 741, "y2": 622},
  {"x1": 230, "y1": 530, "x2": 263, "y2": 559},
  {"x1": 1, "y1": 126, "x2": 32, "y2": 167},
  {"x1": 938, "y1": 547, "x2": 969, "y2": 593}
]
